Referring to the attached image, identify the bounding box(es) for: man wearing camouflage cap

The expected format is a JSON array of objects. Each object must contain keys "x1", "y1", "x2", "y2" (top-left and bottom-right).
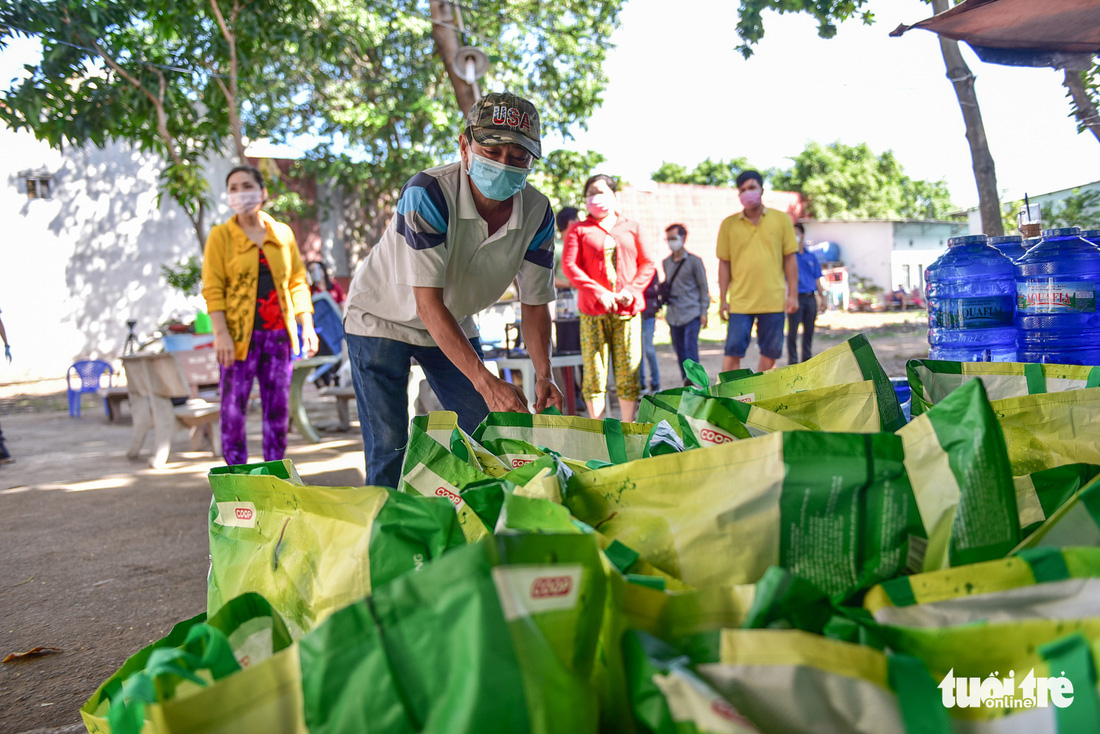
[{"x1": 344, "y1": 92, "x2": 563, "y2": 487}]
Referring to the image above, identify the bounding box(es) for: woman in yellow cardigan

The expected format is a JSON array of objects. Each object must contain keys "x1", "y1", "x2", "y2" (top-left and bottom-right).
[{"x1": 202, "y1": 165, "x2": 318, "y2": 465}]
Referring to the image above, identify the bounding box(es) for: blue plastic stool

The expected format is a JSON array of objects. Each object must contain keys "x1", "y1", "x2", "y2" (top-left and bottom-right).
[{"x1": 67, "y1": 360, "x2": 114, "y2": 418}]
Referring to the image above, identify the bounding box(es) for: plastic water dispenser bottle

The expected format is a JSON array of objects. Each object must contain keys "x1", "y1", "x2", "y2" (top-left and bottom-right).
[
  {"x1": 1015, "y1": 227, "x2": 1100, "y2": 365},
  {"x1": 926, "y1": 234, "x2": 1017, "y2": 361}
]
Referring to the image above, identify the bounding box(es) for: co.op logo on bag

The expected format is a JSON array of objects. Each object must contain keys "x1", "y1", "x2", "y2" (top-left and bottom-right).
[
  {"x1": 235, "y1": 507, "x2": 253, "y2": 521},
  {"x1": 699, "y1": 428, "x2": 734, "y2": 445},
  {"x1": 511, "y1": 457, "x2": 534, "y2": 468},
  {"x1": 435, "y1": 486, "x2": 463, "y2": 507},
  {"x1": 530, "y1": 575, "x2": 572, "y2": 599}
]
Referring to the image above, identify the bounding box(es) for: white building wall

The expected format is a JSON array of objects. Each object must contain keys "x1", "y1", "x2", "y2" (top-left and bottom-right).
[
  {"x1": 890, "y1": 221, "x2": 962, "y2": 292},
  {"x1": 801, "y1": 221, "x2": 895, "y2": 289},
  {"x1": 1, "y1": 127, "x2": 235, "y2": 382}
]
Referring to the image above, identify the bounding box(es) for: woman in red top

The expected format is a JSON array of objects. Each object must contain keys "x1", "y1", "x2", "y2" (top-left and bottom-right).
[
  {"x1": 308, "y1": 261, "x2": 346, "y2": 305},
  {"x1": 562, "y1": 174, "x2": 656, "y2": 421}
]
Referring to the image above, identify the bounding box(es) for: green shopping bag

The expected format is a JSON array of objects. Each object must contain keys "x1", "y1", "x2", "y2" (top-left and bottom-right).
[
  {"x1": 1014, "y1": 473, "x2": 1100, "y2": 551},
  {"x1": 406, "y1": 411, "x2": 509, "y2": 476},
  {"x1": 399, "y1": 416, "x2": 500, "y2": 540},
  {"x1": 907, "y1": 358, "x2": 1100, "y2": 417},
  {"x1": 750, "y1": 379, "x2": 882, "y2": 432},
  {"x1": 473, "y1": 411, "x2": 653, "y2": 464},
  {"x1": 711, "y1": 335, "x2": 905, "y2": 431},
  {"x1": 637, "y1": 392, "x2": 807, "y2": 440},
  {"x1": 208, "y1": 460, "x2": 464, "y2": 638},
  {"x1": 623, "y1": 631, "x2": 762, "y2": 734},
  {"x1": 991, "y1": 387, "x2": 1100, "y2": 478},
  {"x1": 896, "y1": 378, "x2": 1018, "y2": 570},
  {"x1": 864, "y1": 547, "x2": 1100, "y2": 627},
  {"x1": 81, "y1": 593, "x2": 305, "y2": 734},
  {"x1": 565, "y1": 431, "x2": 924, "y2": 597},
  {"x1": 298, "y1": 533, "x2": 606, "y2": 734},
  {"x1": 685, "y1": 625, "x2": 1100, "y2": 733}
]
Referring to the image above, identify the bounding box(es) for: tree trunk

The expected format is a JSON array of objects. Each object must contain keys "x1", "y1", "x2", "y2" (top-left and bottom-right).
[
  {"x1": 429, "y1": 1, "x2": 478, "y2": 115},
  {"x1": 1062, "y1": 67, "x2": 1100, "y2": 145},
  {"x1": 931, "y1": 0, "x2": 1002, "y2": 236}
]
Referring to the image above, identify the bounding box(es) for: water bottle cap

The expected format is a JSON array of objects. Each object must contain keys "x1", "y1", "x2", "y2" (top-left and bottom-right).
[
  {"x1": 947, "y1": 234, "x2": 989, "y2": 247},
  {"x1": 988, "y1": 235, "x2": 1023, "y2": 245},
  {"x1": 1041, "y1": 227, "x2": 1082, "y2": 237}
]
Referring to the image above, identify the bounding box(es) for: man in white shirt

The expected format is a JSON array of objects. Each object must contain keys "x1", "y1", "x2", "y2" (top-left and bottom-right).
[{"x1": 344, "y1": 92, "x2": 563, "y2": 487}]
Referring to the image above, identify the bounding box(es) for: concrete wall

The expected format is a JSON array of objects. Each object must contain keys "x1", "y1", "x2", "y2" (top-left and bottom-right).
[
  {"x1": 800, "y1": 221, "x2": 895, "y2": 289},
  {"x1": 615, "y1": 182, "x2": 804, "y2": 295},
  {"x1": 1, "y1": 127, "x2": 236, "y2": 382},
  {"x1": 890, "y1": 221, "x2": 964, "y2": 292}
]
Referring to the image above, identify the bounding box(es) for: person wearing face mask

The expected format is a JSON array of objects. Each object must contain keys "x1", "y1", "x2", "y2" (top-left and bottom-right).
[
  {"x1": 561, "y1": 174, "x2": 656, "y2": 421},
  {"x1": 786, "y1": 223, "x2": 826, "y2": 364},
  {"x1": 716, "y1": 170, "x2": 799, "y2": 373},
  {"x1": 201, "y1": 164, "x2": 319, "y2": 466},
  {"x1": 307, "y1": 260, "x2": 346, "y2": 305},
  {"x1": 342, "y1": 92, "x2": 563, "y2": 487},
  {"x1": 661, "y1": 224, "x2": 710, "y2": 384}
]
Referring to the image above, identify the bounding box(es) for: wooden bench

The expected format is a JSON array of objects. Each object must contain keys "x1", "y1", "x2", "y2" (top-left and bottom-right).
[
  {"x1": 120, "y1": 350, "x2": 221, "y2": 468},
  {"x1": 101, "y1": 386, "x2": 131, "y2": 421},
  {"x1": 320, "y1": 385, "x2": 356, "y2": 431}
]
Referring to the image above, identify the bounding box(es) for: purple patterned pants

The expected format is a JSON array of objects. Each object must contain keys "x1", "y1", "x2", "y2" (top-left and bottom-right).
[{"x1": 219, "y1": 329, "x2": 292, "y2": 466}]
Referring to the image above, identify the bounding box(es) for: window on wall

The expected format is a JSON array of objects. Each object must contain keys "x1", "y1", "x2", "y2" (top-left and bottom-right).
[{"x1": 26, "y1": 175, "x2": 53, "y2": 200}]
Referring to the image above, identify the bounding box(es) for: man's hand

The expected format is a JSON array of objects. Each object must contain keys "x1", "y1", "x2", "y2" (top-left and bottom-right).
[
  {"x1": 213, "y1": 332, "x2": 235, "y2": 368},
  {"x1": 785, "y1": 295, "x2": 799, "y2": 314},
  {"x1": 597, "y1": 291, "x2": 617, "y2": 311},
  {"x1": 533, "y1": 377, "x2": 564, "y2": 413},
  {"x1": 479, "y1": 375, "x2": 530, "y2": 414},
  {"x1": 614, "y1": 289, "x2": 633, "y2": 306},
  {"x1": 700, "y1": 313, "x2": 708, "y2": 329},
  {"x1": 718, "y1": 301, "x2": 729, "y2": 322}
]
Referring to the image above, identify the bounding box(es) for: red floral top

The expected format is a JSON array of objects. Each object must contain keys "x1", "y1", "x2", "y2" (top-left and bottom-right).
[{"x1": 255, "y1": 250, "x2": 284, "y2": 330}]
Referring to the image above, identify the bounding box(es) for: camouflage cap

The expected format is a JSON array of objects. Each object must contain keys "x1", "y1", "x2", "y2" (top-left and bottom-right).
[{"x1": 465, "y1": 92, "x2": 542, "y2": 160}]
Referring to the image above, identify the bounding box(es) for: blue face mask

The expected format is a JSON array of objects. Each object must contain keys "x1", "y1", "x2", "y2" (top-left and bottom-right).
[{"x1": 467, "y1": 152, "x2": 530, "y2": 201}]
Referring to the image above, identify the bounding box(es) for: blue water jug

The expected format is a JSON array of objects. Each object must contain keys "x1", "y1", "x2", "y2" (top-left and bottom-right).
[
  {"x1": 1015, "y1": 227, "x2": 1100, "y2": 365},
  {"x1": 988, "y1": 234, "x2": 1027, "y2": 262},
  {"x1": 1081, "y1": 229, "x2": 1100, "y2": 248},
  {"x1": 925, "y1": 234, "x2": 1017, "y2": 361}
]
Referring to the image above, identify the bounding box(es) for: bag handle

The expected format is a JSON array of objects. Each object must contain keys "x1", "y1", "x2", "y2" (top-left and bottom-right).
[
  {"x1": 1039, "y1": 633, "x2": 1100, "y2": 732},
  {"x1": 107, "y1": 624, "x2": 241, "y2": 734},
  {"x1": 603, "y1": 418, "x2": 628, "y2": 464},
  {"x1": 1024, "y1": 363, "x2": 1047, "y2": 394},
  {"x1": 888, "y1": 653, "x2": 953, "y2": 734}
]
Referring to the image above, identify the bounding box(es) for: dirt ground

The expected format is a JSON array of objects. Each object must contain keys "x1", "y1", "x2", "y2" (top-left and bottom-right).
[{"x1": 0, "y1": 311, "x2": 928, "y2": 733}]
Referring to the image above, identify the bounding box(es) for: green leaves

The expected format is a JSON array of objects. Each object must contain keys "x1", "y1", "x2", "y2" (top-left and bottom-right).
[
  {"x1": 769, "y1": 140, "x2": 954, "y2": 220},
  {"x1": 651, "y1": 157, "x2": 754, "y2": 188}
]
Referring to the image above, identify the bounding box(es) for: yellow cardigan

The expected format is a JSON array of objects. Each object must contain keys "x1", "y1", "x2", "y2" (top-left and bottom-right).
[{"x1": 201, "y1": 211, "x2": 313, "y2": 361}]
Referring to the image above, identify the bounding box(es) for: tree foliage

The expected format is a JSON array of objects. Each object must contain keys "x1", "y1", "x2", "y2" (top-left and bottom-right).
[
  {"x1": 1046, "y1": 188, "x2": 1100, "y2": 230},
  {"x1": 528, "y1": 148, "x2": 607, "y2": 213},
  {"x1": 651, "y1": 157, "x2": 754, "y2": 187},
  {"x1": 1, "y1": 0, "x2": 625, "y2": 255},
  {"x1": 770, "y1": 140, "x2": 954, "y2": 220}
]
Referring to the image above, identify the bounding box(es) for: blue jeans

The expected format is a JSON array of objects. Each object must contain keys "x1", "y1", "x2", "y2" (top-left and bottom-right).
[
  {"x1": 639, "y1": 317, "x2": 660, "y2": 391},
  {"x1": 669, "y1": 317, "x2": 702, "y2": 380},
  {"x1": 347, "y1": 334, "x2": 489, "y2": 488}
]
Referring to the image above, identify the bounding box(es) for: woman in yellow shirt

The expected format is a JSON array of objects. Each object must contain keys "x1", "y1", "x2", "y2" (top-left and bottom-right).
[{"x1": 202, "y1": 165, "x2": 318, "y2": 465}]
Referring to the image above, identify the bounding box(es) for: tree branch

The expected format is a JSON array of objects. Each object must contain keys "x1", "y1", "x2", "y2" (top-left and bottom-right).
[
  {"x1": 209, "y1": 0, "x2": 245, "y2": 162},
  {"x1": 1062, "y1": 67, "x2": 1100, "y2": 146}
]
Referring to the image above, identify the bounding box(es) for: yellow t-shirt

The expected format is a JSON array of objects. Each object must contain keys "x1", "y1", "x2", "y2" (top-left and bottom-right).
[{"x1": 715, "y1": 208, "x2": 798, "y2": 314}]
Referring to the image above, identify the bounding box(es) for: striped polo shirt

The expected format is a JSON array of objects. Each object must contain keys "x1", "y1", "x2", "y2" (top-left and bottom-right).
[{"x1": 344, "y1": 161, "x2": 556, "y2": 346}]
